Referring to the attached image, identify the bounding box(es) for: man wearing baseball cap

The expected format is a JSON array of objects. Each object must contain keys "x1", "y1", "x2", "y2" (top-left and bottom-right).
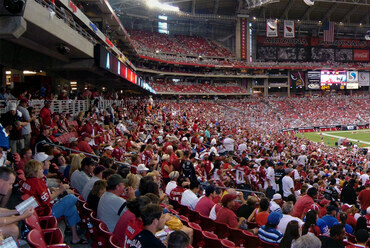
[
  {"x1": 70, "y1": 157, "x2": 97, "y2": 194},
  {"x1": 258, "y1": 212, "x2": 283, "y2": 244},
  {"x1": 97, "y1": 174, "x2": 134, "y2": 232},
  {"x1": 270, "y1": 193, "x2": 282, "y2": 213},
  {"x1": 215, "y1": 193, "x2": 246, "y2": 229}
]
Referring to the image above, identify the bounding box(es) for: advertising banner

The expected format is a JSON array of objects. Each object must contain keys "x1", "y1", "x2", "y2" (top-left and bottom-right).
[{"x1": 284, "y1": 20, "x2": 295, "y2": 38}]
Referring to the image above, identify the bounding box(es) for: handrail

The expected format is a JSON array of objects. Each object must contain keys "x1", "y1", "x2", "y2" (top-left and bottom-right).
[{"x1": 35, "y1": 140, "x2": 137, "y2": 168}]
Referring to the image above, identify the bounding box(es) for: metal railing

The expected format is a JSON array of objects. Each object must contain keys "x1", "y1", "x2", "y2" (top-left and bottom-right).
[{"x1": 34, "y1": 0, "x2": 97, "y2": 45}]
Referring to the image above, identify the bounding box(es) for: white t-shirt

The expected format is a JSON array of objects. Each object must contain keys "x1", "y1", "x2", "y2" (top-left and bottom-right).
[
  {"x1": 209, "y1": 204, "x2": 217, "y2": 220},
  {"x1": 265, "y1": 166, "x2": 277, "y2": 190},
  {"x1": 282, "y1": 175, "x2": 294, "y2": 198},
  {"x1": 181, "y1": 189, "x2": 199, "y2": 210},
  {"x1": 223, "y1": 138, "x2": 235, "y2": 152},
  {"x1": 297, "y1": 155, "x2": 308, "y2": 166},
  {"x1": 270, "y1": 201, "x2": 282, "y2": 213},
  {"x1": 277, "y1": 214, "x2": 304, "y2": 234},
  {"x1": 360, "y1": 174, "x2": 369, "y2": 185}
]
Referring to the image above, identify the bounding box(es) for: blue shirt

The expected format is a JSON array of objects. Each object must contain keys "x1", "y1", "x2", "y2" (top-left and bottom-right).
[
  {"x1": 258, "y1": 225, "x2": 283, "y2": 244},
  {"x1": 321, "y1": 215, "x2": 339, "y2": 229},
  {"x1": 317, "y1": 218, "x2": 329, "y2": 236}
]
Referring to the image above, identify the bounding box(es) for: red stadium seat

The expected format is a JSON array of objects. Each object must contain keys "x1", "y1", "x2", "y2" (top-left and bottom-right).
[
  {"x1": 260, "y1": 239, "x2": 279, "y2": 248},
  {"x1": 198, "y1": 213, "x2": 216, "y2": 232},
  {"x1": 188, "y1": 209, "x2": 202, "y2": 225},
  {"x1": 243, "y1": 231, "x2": 261, "y2": 248},
  {"x1": 188, "y1": 222, "x2": 204, "y2": 247},
  {"x1": 109, "y1": 235, "x2": 120, "y2": 248},
  {"x1": 178, "y1": 204, "x2": 191, "y2": 217},
  {"x1": 96, "y1": 222, "x2": 112, "y2": 247},
  {"x1": 27, "y1": 229, "x2": 69, "y2": 248},
  {"x1": 214, "y1": 220, "x2": 230, "y2": 239},
  {"x1": 25, "y1": 212, "x2": 57, "y2": 230},
  {"x1": 221, "y1": 239, "x2": 236, "y2": 248},
  {"x1": 246, "y1": 221, "x2": 259, "y2": 229},
  {"x1": 228, "y1": 227, "x2": 248, "y2": 247},
  {"x1": 201, "y1": 231, "x2": 222, "y2": 248}
]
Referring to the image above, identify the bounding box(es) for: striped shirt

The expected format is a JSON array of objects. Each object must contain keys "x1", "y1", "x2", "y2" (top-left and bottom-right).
[{"x1": 258, "y1": 225, "x2": 283, "y2": 244}]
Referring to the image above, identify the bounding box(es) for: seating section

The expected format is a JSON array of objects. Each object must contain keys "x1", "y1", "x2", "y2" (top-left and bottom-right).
[
  {"x1": 128, "y1": 30, "x2": 234, "y2": 58},
  {"x1": 151, "y1": 80, "x2": 248, "y2": 94}
]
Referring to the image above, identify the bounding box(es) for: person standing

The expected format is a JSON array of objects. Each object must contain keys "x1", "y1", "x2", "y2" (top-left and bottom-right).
[{"x1": 17, "y1": 100, "x2": 34, "y2": 150}]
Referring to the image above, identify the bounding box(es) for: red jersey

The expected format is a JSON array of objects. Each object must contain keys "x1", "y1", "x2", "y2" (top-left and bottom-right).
[
  {"x1": 123, "y1": 218, "x2": 144, "y2": 248},
  {"x1": 21, "y1": 177, "x2": 51, "y2": 208},
  {"x1": 39, "y1": 107, "x2": 52, "y2": 126},
  {"x1": 113, "y1": 210, "x2": 135, "y2": 246},
  {"x1": 170, "y1": 187, "x2": 186, "y2": 202}
]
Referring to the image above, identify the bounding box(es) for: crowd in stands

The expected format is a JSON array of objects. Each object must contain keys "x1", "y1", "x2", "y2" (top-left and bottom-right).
[
  {"x1": 0, "y1": 87, "x2": 369, "y2": 247},
  {"x1": 151, "y1": 80, "x2": 248, "y2": 94}
]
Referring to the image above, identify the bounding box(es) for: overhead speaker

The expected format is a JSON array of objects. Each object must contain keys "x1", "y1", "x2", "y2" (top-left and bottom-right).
[{"x1": 4, "y1": 0, "x2": 25, "y2": 14}]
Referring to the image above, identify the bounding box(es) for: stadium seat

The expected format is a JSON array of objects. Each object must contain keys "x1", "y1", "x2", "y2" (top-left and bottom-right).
[
  {"x1": 25, "y1": 212, "x2": 57, "y2": 230},
  {"x1": 346, "y1": 233, "x2": 356, "y2": 243},
  {"x1": 228, "y1": 227, "x2": 248, "y2": 247},
  {"x1": 188, "y1": 222, "x2": 204, "y2": 247},
  {"x1": 198, "y1": 213, "x2": 216, "y2": 232},
  {"x1": 109, "y1": 235, "x2": 120, "y2": 248},
  {"x1": 179, "y1": 215, "x2": 189, "y2": 224},
  {"x1": 188, "y1": 209, "x2": 202, "y2": 225},
  {"x1": 221, "y1": 239, "x2": 236, "y2": 248},
  {"x1": 242, "y1": 231, "x2": 261, "y2": 248},
  {"x1": 96, "y1": 222, "x2": 112, "y2": 247},
  {"x1": 178, "y1": 204, "x2": 191, "y2": 217},
  {"x1": 201, "y1": 231, "x2": 222, "y2": 248},
  {"x1": 27, "y1": 229, "x2": 69, "y2": 248},
  {"x1": 89, "y1": 211, "x2": 101, "y2": 237},
  {"x1": 214, "y1": 220, "x2": 230, "y2": 239},
  {"x1": 260, "y1": 239, "x2": 279, "y2": 248},
  {"x1": 246, "y1": 221, "x2": 259, "y2": 229}
]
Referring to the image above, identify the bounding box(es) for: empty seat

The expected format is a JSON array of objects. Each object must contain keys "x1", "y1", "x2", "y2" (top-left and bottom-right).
[
  {"x1": 201, "y1": 231, "x2": 222, "y2": 248},
  {"x1": 27, "y1": 229, "x2": 69, "y2": 248},
  {"x1": 260, "y1": 239, "x2": 280, "y2": 248},
  {"x1": 214, "y1": 221, "x2": 230, "y2": 239},
  {"x1": 221, "y1": 239, "x2": 236, "y2": 248}
]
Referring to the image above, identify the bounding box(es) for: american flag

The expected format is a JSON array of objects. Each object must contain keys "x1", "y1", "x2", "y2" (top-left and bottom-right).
[{"x1": 323, "y1": 21, "x2": 335, "y2": 42}]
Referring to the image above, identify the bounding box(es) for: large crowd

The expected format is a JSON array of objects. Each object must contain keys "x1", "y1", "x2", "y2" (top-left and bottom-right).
[{"x1": 0, "y1": 89, "x2": 369, "y2": 248}]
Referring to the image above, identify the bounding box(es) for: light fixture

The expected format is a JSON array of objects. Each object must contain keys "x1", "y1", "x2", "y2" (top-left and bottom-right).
[
  {"x1": 253, "y1": 16, "x2": 256, "y2": 20},
  {"x1": 339, "y1": 22, "x2": 343, "y2": 26},
  {"x1": 23, "y1": 70, "x2": 36, "y2": 75},
  {"x1": 146, "y1": 0, "x2": 179, "y2": 12},
  {"x1": 303, "y1": 0, "x2": 314, "y2": 6},
  {"x1": 5, "y1": 71, "x2": 11, "y2": 75},
  {"x1": 359, "y1": 23, "x2": 362, "y2": 26}
]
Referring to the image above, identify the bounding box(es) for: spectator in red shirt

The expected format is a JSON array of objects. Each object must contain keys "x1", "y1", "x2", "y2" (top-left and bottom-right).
[
  {"x1": 194, "y1": 185, "x2": 216, "y2": 216},
  {"x1": 39, "y1": 101, "x2": 52, "y2": 127},
  {"x1": 215, "y1": 193, "x2": 246, "y2": 229},
  {"x1": 161, "y1": 154, "x2": 172, "y2": 185},
  {"x1": 358, "y1": 182, "x2": 370, "y2": 215},
  {"x1": 170, "y1": 177, "x2": 188, "y2": 202},
  {"x1": 293, "y1": 187, "x2": 318, "y2": 219},
  {"x1": 114, "y1": 196, "x2": 151, "y2": 247},
  {"x1": 16, "y1": 148, "x2": 32, "y2": 171},
  {"x1": 21, "y1": 160, "x2": 87, "y2": 244},
  {"x1": 77, "y1": 133, "x2": 94, "y2": 155}
]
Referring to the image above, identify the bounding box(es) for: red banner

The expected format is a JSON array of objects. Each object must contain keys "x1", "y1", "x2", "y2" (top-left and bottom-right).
[
  {"x1": 240, "y1": 18, "x2": 247, "y2": 60},
  {"x1": 353, "y1": 50, "x2": 369, "y2": 61}
]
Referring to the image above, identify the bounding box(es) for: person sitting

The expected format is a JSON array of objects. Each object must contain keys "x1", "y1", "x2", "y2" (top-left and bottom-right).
[
  {"x1": 180, "y1": 180, "x2": 200, "y2": 210},
  {"x1": 70, "y1": 157, "x2": 97, "y2": 194},
  {"x1": 21, "y1": 160, "x2": 87, "y2": 244},
  {"x1": 258, "y1": 212, "x2": 284, "y2": 244},
  {"x1": 86, "y1": 180, "x2": 107, "y2": 213},
  {"x1": 167, "y1": 230, "x2": 190, "y2": 248},
  {"x1": 237, "y1": 195, "x2": 258, "y2": 220},
  {"x1": 270, "y1": 193, "x2": 282, "y2": 213},
  {"x1": 277, "y1": 201, "x2": 304, "y2": 235},
  {"x1": 165, "y1": 171, "x2": 179, "y2": 196},
  {"x1": 338, "y1": 212, "x2": 353, "y2": 234},
  {"x1": 128, "y1": 204, "x2": 170, "y2": 248},
  {"x1": 215, "y1": 193, "x2": 246, "y2": 229},
  {"x1": 194, "y1": 185, "x2": 216, "y2": 216},
  {"x1": 279, "y1": 220, "x2": 300, "y2": 248},
  {"x1": 293, "y1": 234, "x2": 322, "y2": 248},
  {"x1": 97, "y1": 174, "x2": 134, "y2": 232},
  {"x1": 248, "y1": 197, "x2": 270, "y2": 227},
  {"x1": 319, "y1": 223, "x2": 345, "y2": 248},
  {"x1": 352, "y1": 229, "x2": 368, "y2": 248},
  {"x1": 0, "y1": 167, "x2": 34, "y2": 239},
  {"x1": 81, "y1": 165, "x2": 105, "y2": 200},
  {"x1": 301, "y1": 210, "x2": 321, "y2": 236},
  {"x1": 321, "y1": 205, "x2": 339, "y2": 229}
]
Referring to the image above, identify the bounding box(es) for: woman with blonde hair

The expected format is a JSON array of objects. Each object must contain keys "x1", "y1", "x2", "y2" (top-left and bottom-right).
[
  {"x1": 69, "y1": 153, "x2": 85, "y2": 179},
  {"x1": 126, "y1": 173, "x2": 139, "y2": 189},
  {"x1": 161, "y1": 154, "x2": 172, "y2": 185}
]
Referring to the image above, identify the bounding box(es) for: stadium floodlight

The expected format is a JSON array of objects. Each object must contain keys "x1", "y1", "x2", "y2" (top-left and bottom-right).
[
  {"x1": 146, "y1": 0, "x2": 179, "y2": 12},
  {"x1": 303, "y1": 0, "x2": 314, "y2": 6}
]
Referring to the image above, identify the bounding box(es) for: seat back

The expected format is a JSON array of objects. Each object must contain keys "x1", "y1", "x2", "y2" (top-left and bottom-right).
[
  {"x1": 109, "y1": 235, "x2": 121, "y2": 248},
  {"x1": 97, "y1": 222, "x2": 112, "y2": 247},
  {"x1": 201, "y1": 231, "x2": 222, "y2": 248},
  {"x1": 243, "y1": 231, "x2": 261, "y2": 248},
  {"x1": 260, "y1": 239, "x2": 279, "y2": 248},
  {"x1": 188, "y1": 222, "x2": 204, "y2": 247},
  {"x1": 199, "y1": 214, "x2": 216, "y2": 232},
  {"x1": 188, "y1": 209, "x2": 202, "y2": 225},
  {"x1": 228, "y1": 227, "x2": 247, "y2": 247},
  {"x1": 27, "y1": 229, "x2": 47, "y2": 248},
  {"x1": 25, "y1": 212, "x2": 42, "y2": 231},
  {"x1": 221, "y1": 239, "x2": 236, "y2": 248},
  {"x1": 246, "y1": 221, "x2": 259, "y2": 229},
  {"x1": 178, "y1": 204, "x2": 191, "y2": 217},
  {"x1": 43, "y1": 228, "x2": 64, "y2": 245},
  {"x1": 214, "y1": 221, "x2": 230, "y2": 239}
]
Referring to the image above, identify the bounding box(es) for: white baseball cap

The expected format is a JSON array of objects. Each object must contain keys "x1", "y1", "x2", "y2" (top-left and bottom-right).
[
  {"x1": 34, "y1": 152, "x2": 53, "y2": 162},
  {"x1": 272, "y1": 193, "x2": 282, "y2": 201},
  {"x1": 137, "y1": 164, "x2": 149, "y2": 172},
  {"x1": 104, "y1": 146, "x2": 114, "y2": 151}
]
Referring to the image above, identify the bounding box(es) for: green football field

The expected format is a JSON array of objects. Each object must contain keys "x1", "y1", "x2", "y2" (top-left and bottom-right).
[{"x1": 296, "y1": 129, "x2": 370, "y2": 148}]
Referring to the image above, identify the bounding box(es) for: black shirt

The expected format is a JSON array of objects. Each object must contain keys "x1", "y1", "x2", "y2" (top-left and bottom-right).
[
  {"x1": 237, "y1": 204, "x2": 255, "y2": 219},
  {"x1": 274, "y1": 169, "x2": 286, "y2": 185},
  {"x1": 319, "y1": 235, "x2": 344, "y2": 248},
  {"x1": 87, "y1": 193, "x2": 100, "y2": 213},
  {"x1": 181, "y1": 159, "x2": 196, "y2": 182},
  {"x1": 340, "y1": 184, "x2": 357, "y2": 205},
  {"x1": 129, "y1": 229, "x2": 166, "y2": 248}
]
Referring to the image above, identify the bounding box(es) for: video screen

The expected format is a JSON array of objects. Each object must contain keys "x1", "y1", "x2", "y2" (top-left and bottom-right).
[{"x1": 320, "y1": 70, "x2": 347, "y2": 90}]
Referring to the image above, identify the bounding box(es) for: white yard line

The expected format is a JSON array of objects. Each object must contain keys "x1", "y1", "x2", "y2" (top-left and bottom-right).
[
  {"x1": 321, "y1": 133, "x2": 370, "y2": 145},
  {"x1": 328, "y1": 129, "x2": 370, "y2": 134}
]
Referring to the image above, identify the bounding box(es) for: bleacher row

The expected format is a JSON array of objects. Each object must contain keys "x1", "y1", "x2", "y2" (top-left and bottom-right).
[{"x1": 151, "y1": 81, "x2": 248, "y2": 94}]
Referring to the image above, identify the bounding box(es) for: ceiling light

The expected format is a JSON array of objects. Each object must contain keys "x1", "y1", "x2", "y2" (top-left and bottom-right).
[
  {"x1": 5, "y1": 71, "x2": 11, "y2": 75},
  {"x1": 23, "y1": 70, "x2": 36, "y2": 75},
  {"x1": 303, "y1": 0, "x2": 314, "y2": 6},
  {"x1": 146, "y1": 0, "x2": 179, "y2": 12}
]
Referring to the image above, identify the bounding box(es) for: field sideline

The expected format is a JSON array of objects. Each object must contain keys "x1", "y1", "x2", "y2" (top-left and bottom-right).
[{"x1": 296, "y1": 129, "x2": 370, "y2": 148}]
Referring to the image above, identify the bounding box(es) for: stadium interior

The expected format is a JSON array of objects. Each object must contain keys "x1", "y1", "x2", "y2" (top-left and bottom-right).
[{"x1": 0, "y1": 0, "x2": 370, "y2": 247}]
